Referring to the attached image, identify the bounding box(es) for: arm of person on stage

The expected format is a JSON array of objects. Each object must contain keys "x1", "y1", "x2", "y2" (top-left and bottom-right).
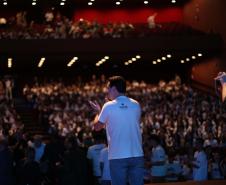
[{"x1": 89, "y1": 100, "x2": 105, "y2": 131}]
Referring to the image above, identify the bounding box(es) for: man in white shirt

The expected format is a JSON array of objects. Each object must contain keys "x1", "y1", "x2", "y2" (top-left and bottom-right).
[
  {"x1": 192, "y1": 138, "x2": 208, "y2": 181},
  {"x1": 149, "y1": 134, "x2": 166, "y2": 182},
  {"x1": 89, "y1": 76, "x2": 144, "y2": 185},
  {"x1": 87, "y1": 132, "x2": 106, "y2": 185},
  {"x1": 33, "y1": 135, "x2": 46, "y2": 163}
]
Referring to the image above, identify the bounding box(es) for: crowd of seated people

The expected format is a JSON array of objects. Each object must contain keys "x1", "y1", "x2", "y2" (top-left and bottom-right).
[
  {"x1": 0, "y1": 11, "x2": 205, "y2": 39},
  {"x1": 21, "y1": 75, "x2": 226, "y2": 183},
  {"x1": 0, "y1": 78, "x2": 21, "y2": 139},
  {"x1": 0, "y1": 74, "x2": 226, "y2": 185}
]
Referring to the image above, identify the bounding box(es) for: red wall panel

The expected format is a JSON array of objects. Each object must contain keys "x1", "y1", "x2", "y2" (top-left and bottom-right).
[{"x1": 73, "y1": 8, "x2": 183, "y2": 23}]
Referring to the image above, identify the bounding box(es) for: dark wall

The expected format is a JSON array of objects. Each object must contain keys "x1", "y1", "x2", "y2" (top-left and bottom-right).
[{"x1": 183, "y1": 0, "x2": 226, "y2": 88}]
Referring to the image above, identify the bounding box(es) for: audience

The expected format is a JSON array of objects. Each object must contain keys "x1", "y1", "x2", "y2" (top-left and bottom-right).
[
  {"x1": 0, "y1": 75, "x2": 226, "y2": 184},
  {"x1": 0, "y1": 11, "x2": 205, "y2": 40}
]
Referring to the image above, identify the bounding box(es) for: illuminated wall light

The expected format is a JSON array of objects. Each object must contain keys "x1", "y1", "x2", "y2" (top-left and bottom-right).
[
  {"x1": 153, "y1": 61, "x2": 157, "y2": 64},
  {"x1": 38, "y1": 58, "x2": 45, "y2": 68},
  {"x1": 104, "y1": 56, "x2": 110, "y2": 60},
  {"x1": 198, "y1": 53, "x2": 203, "y2": 57},
  {"x1": 8, "y1": 58, "x2": 12, "y2": 68},
  {"x1": 171, "y1": 0, "x2": 176, "y2": 3},
  {"x1": 162, "y1": 57, "x2": 166, "y2": 60},
  {"x1": 3, "y1": 2, "x2": 7, "y2": 5},
  {"x1": 88, "y1": 2, "x2": 93, "y2": 5},
  {"x1": 186, "y1": 58, "x2": 190, "y2": 61},
  {"x1": 136, "y1": 55, "x2": 141, "y2": 59},
  {"x1": 116, "y1": 1, "x2": 120, "y2": 5},
  {"x1": 67, "y1": 60, "x2": 75, "y2": 67},
  {"x1": 181, "y1": 60, "x2": 185, "y2": 63},
  {"x1": 167, "y1": 54, "x2": 172, "y2": 58},
  {"x1": 128, "y1": 60, "x2": 132, "y2": 64},
  {"x1": 192, "y1": 56, "x2": 196, "y2": 59},
  {"x1": 144, "y1": 1, "x2": 149, "y2": 4},
  {"x1": 124, "y1": 62, "x2": 129, "y2": 65},
  {"x1": 73, "y1": 57, "x2": 78, "y2": 61},
  {"x1": 60, "y1": 2, "x2": 65, "y2": 5},
  {"x1": 132, "y1": 58, "x2": 136, "y2": 61},
  {"x1": 157, "y1": 59, "x2": 161, "y2": 63},
  {"x1": 96, "y1": 63, "x2": 100, "y2": 66},
  {"x1": 32, "y1": 2, "x2": 36, "y2": 5}
]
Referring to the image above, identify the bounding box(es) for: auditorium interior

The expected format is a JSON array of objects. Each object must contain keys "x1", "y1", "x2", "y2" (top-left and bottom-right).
[{"x1": 0, "y1": 0, "x2": 226, "y2": 185}]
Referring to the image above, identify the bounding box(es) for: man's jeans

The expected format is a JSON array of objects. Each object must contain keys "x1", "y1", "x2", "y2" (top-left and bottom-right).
[{"x1": 109, "y1": 157, "x2": 144, "y2": 185}]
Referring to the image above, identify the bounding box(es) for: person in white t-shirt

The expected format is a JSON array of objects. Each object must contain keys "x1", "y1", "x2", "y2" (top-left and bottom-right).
[
  {"x1": 89, "y1": 76, "x2": 144, "y2": 185},
  {"x1": 209, "y1": 150, "x2": 224, "y2": 179},
  {"x1": 33, "y1": 135, "x2": 46, "y2": 163},
  {"x1": 149, "y1": 134, "x2": 166, "y2": 183},
  {"x1": 165, "y1": 152, "x2": 182, "y2": 182},
  {"x1": 87, "y1": 131, "x2": 106, "y2": 185},
  {"x1": 99, "y1": 146, "x2": 111, "y2": 185},
  {"x1": 192, "y1": 138, "x2": 208, "y2": 181}
]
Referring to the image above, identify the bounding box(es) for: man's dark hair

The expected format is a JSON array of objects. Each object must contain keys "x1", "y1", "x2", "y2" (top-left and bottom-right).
[{"x1": 108, "y1": 76, "x2": 126, "y2": 93}]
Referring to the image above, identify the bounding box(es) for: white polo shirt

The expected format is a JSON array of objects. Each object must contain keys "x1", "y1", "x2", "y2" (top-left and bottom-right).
[
  {"x1": 98, "y1": 96, "x2": 143, "y2": 160},
  {"x1": 151, "y1": 145, "x2": 166, "y2": 177},
  {"x1": 192, "y1": 151, "x2": 208, "y2": 181},
  {"x1": 87, "y1": 143, "x2": 106, "y2": 177},
  {"x1": 99, "y1": 147, "x2": 111, "y2": 180}
]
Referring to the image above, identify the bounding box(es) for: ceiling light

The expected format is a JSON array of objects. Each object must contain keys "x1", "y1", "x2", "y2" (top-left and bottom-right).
[
  {"x1": 181, "y1": 60, "x2": 185, "y2": 63},
  {"x1": 90, "y1": 0, "x2": 95, "y2": 1},
  {"x1": 88, "y1": 2, "x2": 93, "y2": 5},
  {"x1": 153, "y1": 61, "x2": 157, "y2": 64},
  {"x1": 116, "y1": 1, "x2": 120, "y2": 5},
  {"x1": 186, "y1": 58, "x2": 190, "y2": 61},
  {"x1": 157, "y1": 59, "x2": 161, "y2": 62},
  {"x1": 162, "y1": 57, "x2": 166, "y2": 60},
  {"x1": 132, "y1": 58, "x2": 136, "y2": 61},
  {"x1": 104, "y1": 56, "x2": 109, "y2": 60},
  {"x1": 192, "y1": 56, "x2": 196, "y2": 59},
  {"x1": 128, "y1": 60, "x2": 132, "y2": 64},
  {"x1": 124, "y1": 62, "x2": 129, "y2": 65},
  {"x1": 60, "y1": 2, "x2": 65, "y2": 5},
  {"x1": 3, "y1": 2, "x2": 7, "y2": 5},
  {"x1": 144, "y1": 1, "x2": 149, "y2": 4},
  {"x1": 136, "y1": 55, "x2": 141, "y2": 59},
  {"x1": 67, "y1": 58, "x2": 77, "y2": 67},
  {"x1": 32, "y1": 2, "x2": 36, "y2": 5},
  {"x1": 8, "y1": 58, "x2": 12, "y2": 68},
  {"x1": 38, "y1": 58, "x2": 45, "y2": 68},
  {"x1": 171, "y1": 0, "x2": 176, "y2": 3},
  {"x1": 167, "y1": 54, "x2": 172, "y2": 58},
  {"x1": 198, "y1": 53, "x2": 202, "y2": 57}
]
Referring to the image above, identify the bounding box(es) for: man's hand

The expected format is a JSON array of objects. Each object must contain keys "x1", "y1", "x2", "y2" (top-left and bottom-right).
[{"x1": 89, "y1": 100, "x2": 101, "y2": 113}]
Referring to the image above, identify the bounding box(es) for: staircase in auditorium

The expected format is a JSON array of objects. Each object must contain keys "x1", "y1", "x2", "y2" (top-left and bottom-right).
[{"x1": 14, "y1": 98, "x2": 48, "y2": 137}]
